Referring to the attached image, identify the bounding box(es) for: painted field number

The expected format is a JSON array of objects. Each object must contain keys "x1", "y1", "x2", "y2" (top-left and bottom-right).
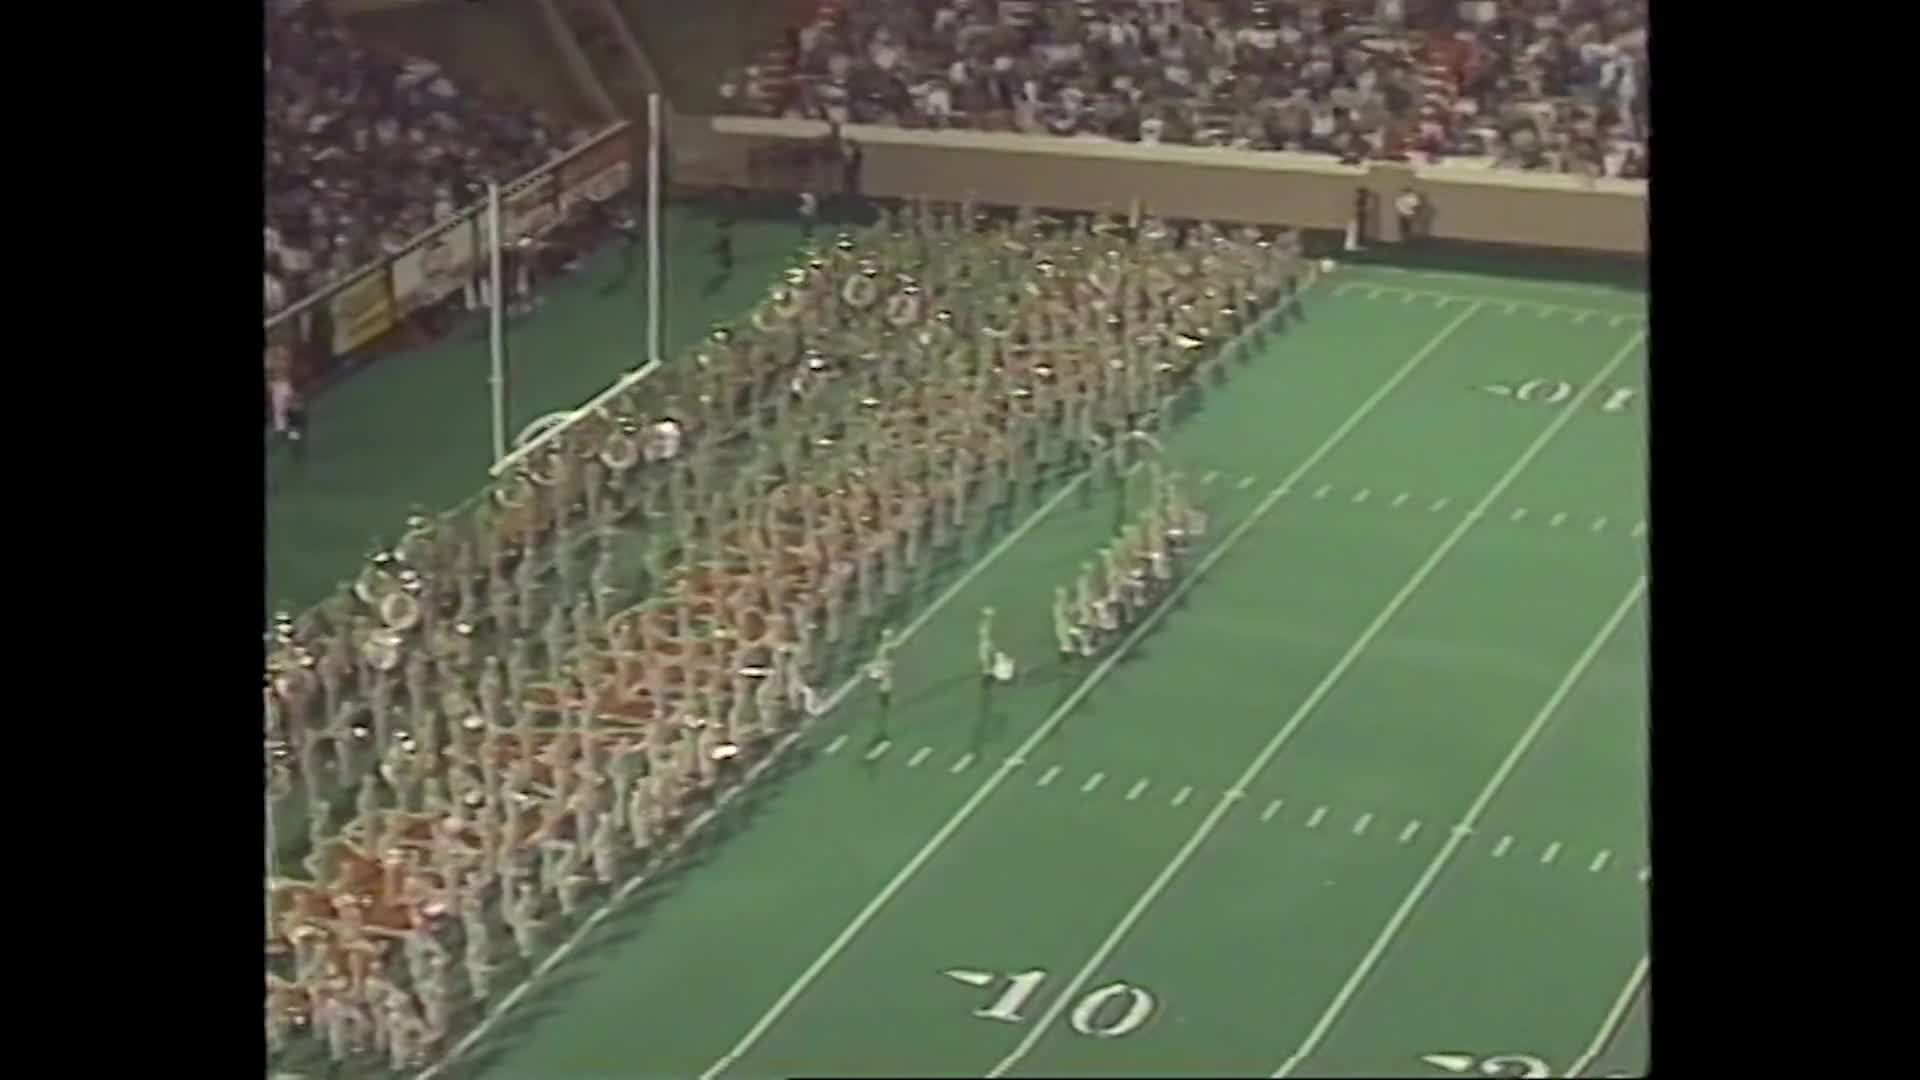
[
  {"x1": 946, "y1": 967, "x2": 1157, "y2": 1038},
  {"x1": 1422, "y1": 1052, "x2": 1551, "y2": 1077},
  {"x1": 1478, "y1": 382, "x2": 1640, "y2": 414}
]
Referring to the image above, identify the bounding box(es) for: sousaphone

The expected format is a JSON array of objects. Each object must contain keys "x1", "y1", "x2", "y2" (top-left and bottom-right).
[
  {"x1": 841, "y1": 266, "x2": 881, "y2": 309},
  {"x1": 884, "y1": 284, "x2": 923, "y2": 328},
  {"x1": 493, "y1": 472, "x2": 535, "y2": 511},
  {"x1": 352, "y1": 557, "x2": 398, "y2": 606},
  {"x1": 379, "y1": 588, "x2": 422, "y2": 632},
  {"x1": 599, "y1": 418, "x2": 641, "y2": 473}
]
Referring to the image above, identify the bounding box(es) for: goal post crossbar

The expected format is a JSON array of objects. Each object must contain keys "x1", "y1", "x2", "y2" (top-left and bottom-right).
[{"x1": 489, "y1": 358, "x2": 663, "y2": 478}]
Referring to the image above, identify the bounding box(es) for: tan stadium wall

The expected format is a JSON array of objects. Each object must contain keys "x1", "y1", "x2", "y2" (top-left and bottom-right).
[{"x1": 696, "y1": 117, "x2": 1646, "y2": 257}]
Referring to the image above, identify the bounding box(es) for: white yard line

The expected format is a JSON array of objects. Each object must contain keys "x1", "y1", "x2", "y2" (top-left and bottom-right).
[
  {"x1": 990, "y1": 333, "x2": 1645, "y2": 1079},
  {"x1": 906, "y1": 746, "x2": 933, "y2": 768},
  {"x1": 1351, "y1": 266, "x2": 1639, "y2": 301},
  {"x1": 1397, "y1": 821, "x2": 1422, "y2": 844},
  {"x1": 823, "y1": 734, "x2": 848, "y2": 756},
  {"x1": 949, "y1": 752, "x2": 976, "y2": 774},
  {"x1": 1565, "y1": 955, "x2": 1650, "y2": 1077},
  {"x1": 1270, "y1": 577, "x2": 1648, "y2": 1077},
  {"x1": 1540, "y1": 840, "x2": 1563, "y2": 865},
  {"x1": 863, "y1": 739, "x2": 893, "y2": 762},
  {"x1": 1081, "y1": 772, "x2": 1107, "y2": 794},
  {"x1": 1170, "y1": 785, "x2": 1194, "y2": 808},
  {"x1": 1352, "y1": 812, "x2": 1374, "y2": 836},
  {"x1": 1261, "y1": 799, "x2": 1285, "y2": 822},
  {"x1": 1306, "y1": 806, "x2": 1330, "y2": 829},
  {"x1": 1588, "y1": 850, "x2": 1612, "y2": 873},
  {"x1": 1037, "y1": 765, "x2": 1062, "y2": 788},
  {"x1": 1126, "y1": 779, "x2": 1150, "y2": 801},
  {"x1": 1346, "y1": 280, "x2": 1637, "y2": 321},
  {"x1": 699, "y1": 303, "x2": 1488, "y2": 1080}
]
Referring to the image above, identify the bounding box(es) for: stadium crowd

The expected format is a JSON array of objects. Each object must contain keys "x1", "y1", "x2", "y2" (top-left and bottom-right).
[
  {"x1": 719, "y1": 0, "x2": 1648, "y2": 178},
  {"x1": 264, "y1": 0, "x2": 587, "y2": 314}
]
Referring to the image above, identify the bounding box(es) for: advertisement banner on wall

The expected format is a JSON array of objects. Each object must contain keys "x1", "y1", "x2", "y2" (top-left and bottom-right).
[
  {"x1": 558, "y1": 131, "x2": 634, "y2": 215},
  {"x1": 506, "y1": 174, "x2": 559, "y2": 241},
  {"x1": 330, "y1": 268, "x2": 395, "y2": 355},
  {"x1": 477, "y1": 174, "x2": 561, "y2": 252},
  {"x1": 390, "y1": 218, "x2": 477, "y2": 313}
]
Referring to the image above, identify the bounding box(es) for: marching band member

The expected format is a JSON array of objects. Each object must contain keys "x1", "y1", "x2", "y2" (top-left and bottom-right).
[
  {"x1": 465, "y1": 933, "x2": 497, "y2": 1001},
  {"x1": 867, "y1": 626, "x2": 897, "y2": 725},
  {"x1": 507, "y1": 881, "x2": 543, "y2": 959},
  {"x1": 1072, "y1": 562, "x2": 1100, "y2": 656},
  {"x1": 1052, "y1": 585, "x2": 1081, "y2": 667},
  {"x1": 625, "y1": 773, "x2": 654, "y2": 852},
  {"x1": 589, "y1": 810, "x2": 622, "y2": 884},
  {"x1": 385, "y1": 989, "x2": 424, "y2": 1070},
  {"x1": 418, "y1": 951, "x2": 454, "y2": 1039},
  {"x1": 977, "y1": 606, "x2": 999, "y2": 685}
]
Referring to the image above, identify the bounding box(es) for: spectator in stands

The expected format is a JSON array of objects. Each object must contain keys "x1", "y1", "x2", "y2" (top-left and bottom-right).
[
  {"x1": 264, "y1": 0, "x2": 585, "y2": 309},
  {"x1": 724, "y1": 0, "x2": 1648, "y2": 178}
]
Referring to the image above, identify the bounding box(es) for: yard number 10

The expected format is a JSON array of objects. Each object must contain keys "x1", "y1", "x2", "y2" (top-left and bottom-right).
[{"x1": 945, "y1": 967, "x2": 1158, "y2": 1038}]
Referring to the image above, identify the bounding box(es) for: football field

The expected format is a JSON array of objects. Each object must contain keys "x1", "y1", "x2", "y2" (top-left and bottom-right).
[{"x1": 418, "y1": 264, "x2": 1651, "y2": 1080}]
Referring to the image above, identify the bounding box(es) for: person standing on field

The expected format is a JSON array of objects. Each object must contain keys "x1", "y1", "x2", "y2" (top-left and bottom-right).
[{"x1": 267, "y1": 346, "x2": 308, "y2": 471}]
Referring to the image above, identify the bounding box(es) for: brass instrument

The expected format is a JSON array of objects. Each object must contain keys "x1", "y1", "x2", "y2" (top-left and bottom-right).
[
  {"x1": 599, "y1": 420, "x2": 641, "y2": 473},
  {"x1": 841, "y1": 268, "x2": 881, "y2": 309},
  {"x1": 884, "y1": 285, "x2": 923, "y2": 328},
  {"x1": 378, "y1": 589, "x2": 422, "y2": 632}
]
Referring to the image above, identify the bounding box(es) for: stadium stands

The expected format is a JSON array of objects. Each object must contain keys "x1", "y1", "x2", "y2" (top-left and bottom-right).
[
  {"x1": 264, "y1": 0, "x2": 589, "y2": 313},
  {"x1": 719, "y1": 0, "x2": 1647, "y2": 178}
]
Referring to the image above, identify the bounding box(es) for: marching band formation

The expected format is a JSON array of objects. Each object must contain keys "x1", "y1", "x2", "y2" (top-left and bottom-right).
[
  {"x1": 1057, "y1": 463, "x2": 1209, "y2": 664},
  {"x1": 263, "y1": 199, "x2": 1306, "y2": 1071}
]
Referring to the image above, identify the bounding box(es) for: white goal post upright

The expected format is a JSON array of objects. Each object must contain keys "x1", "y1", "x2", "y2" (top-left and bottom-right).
[
  {"x1": 488, "y1": 181, "x2": 508, "y2": 465},
  {"x1": 490, "y1": 95, "x2": 667, "y2": 479},
  {"x1": 264, "y1": 735, "x2": 279, "y2": 945},
  {"x1": 646, "y1": 92, "x2": 663, "y2": 367}
]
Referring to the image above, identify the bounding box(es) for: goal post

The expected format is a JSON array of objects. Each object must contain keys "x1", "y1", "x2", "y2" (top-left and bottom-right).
[{"x1": 489, "y1": 93, "x2": 666, "y2": 477}]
